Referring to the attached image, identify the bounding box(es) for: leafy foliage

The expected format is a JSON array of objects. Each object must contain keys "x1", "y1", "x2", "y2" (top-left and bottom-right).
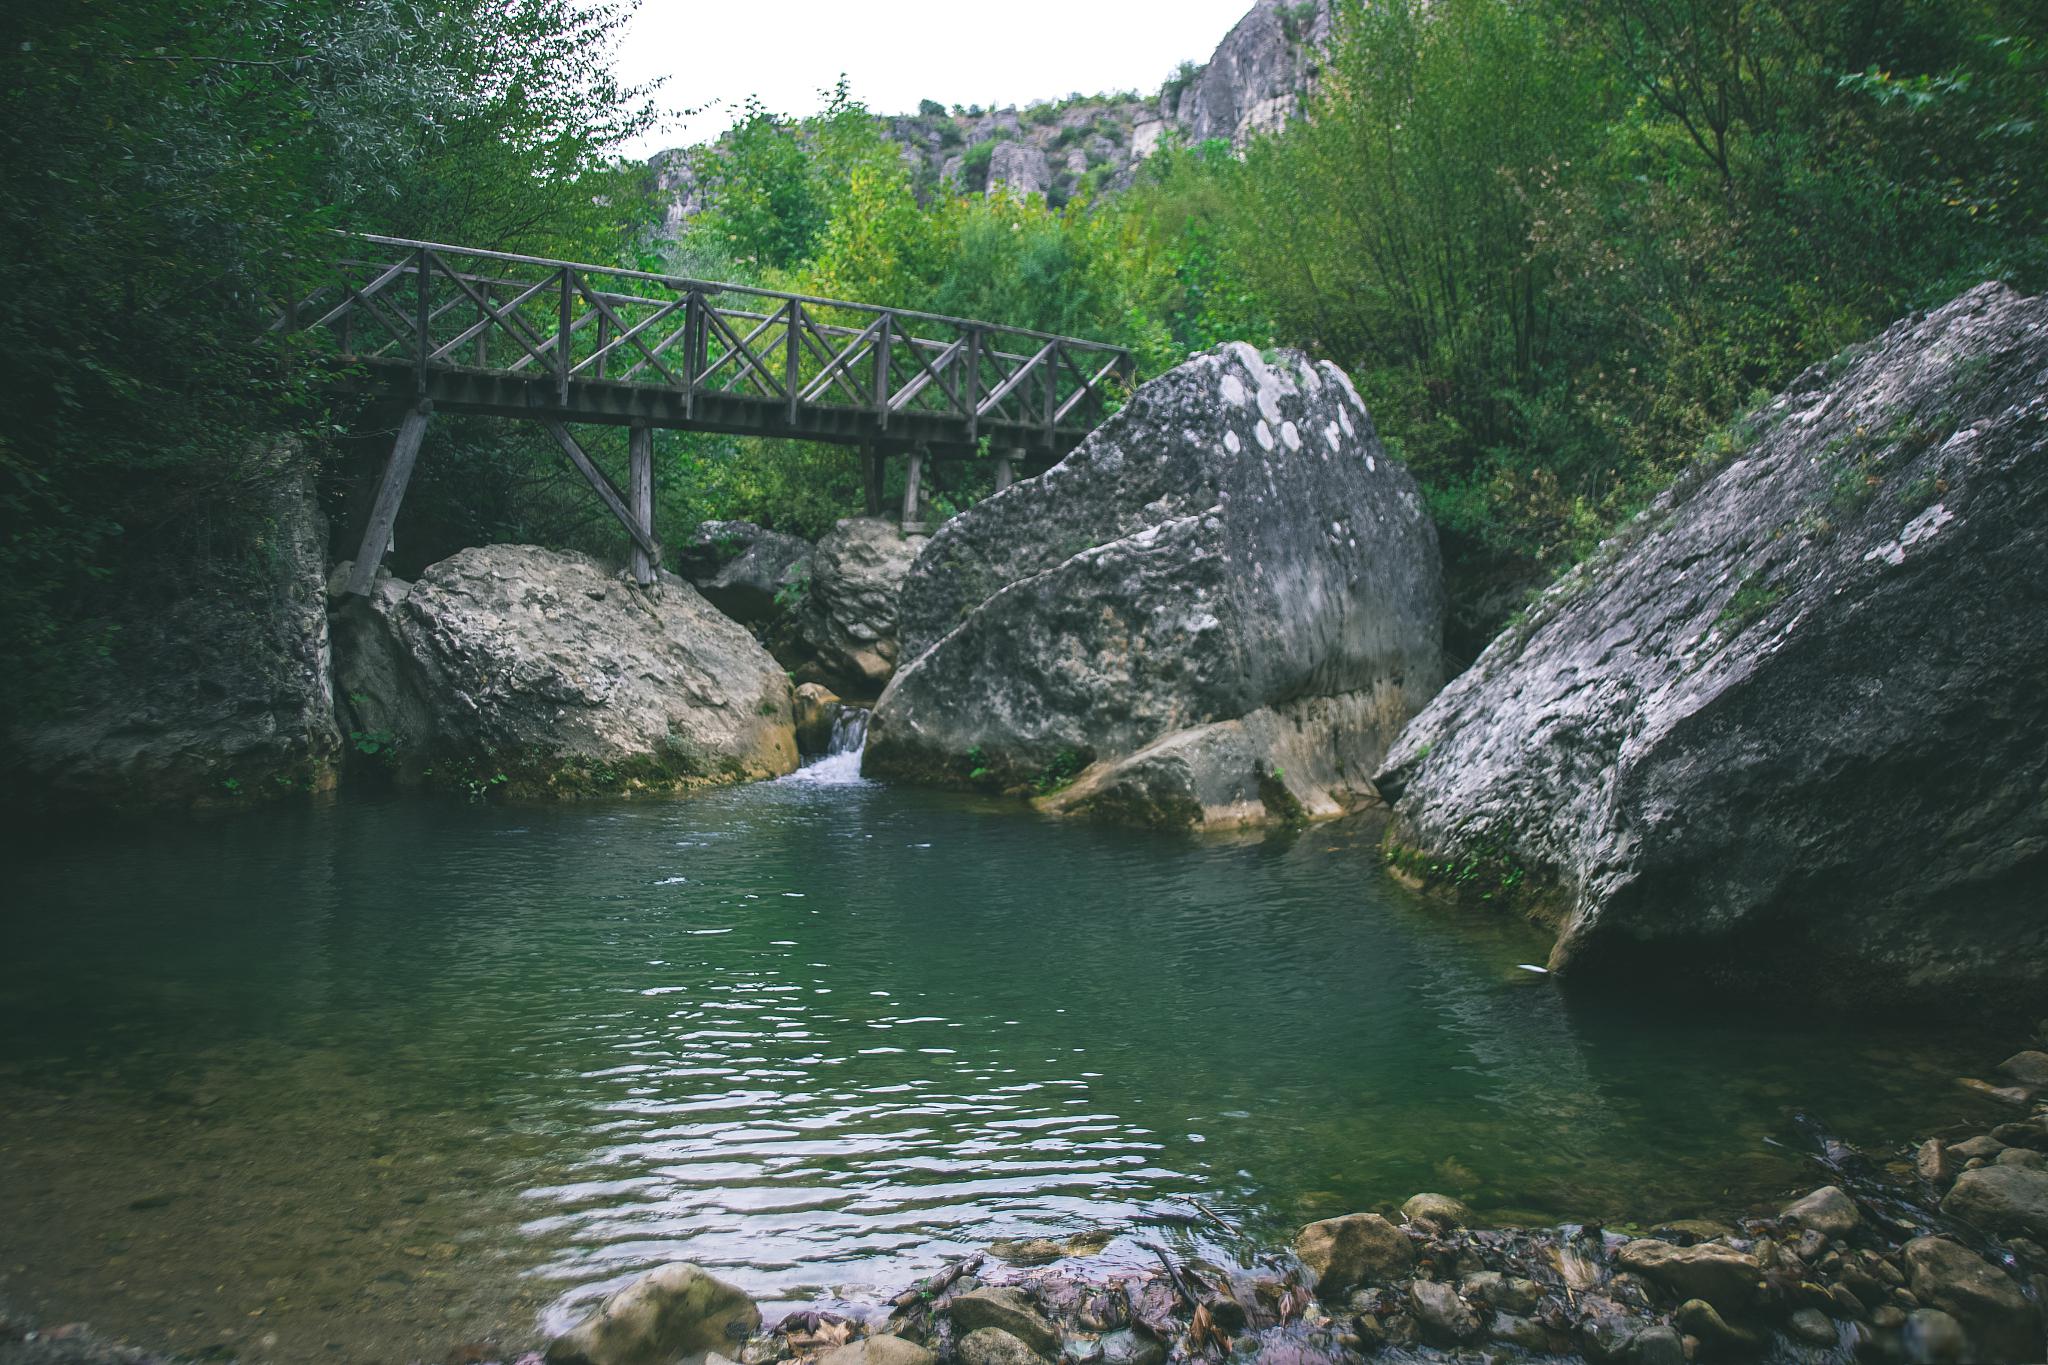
[{"x1": 0, "y1": 0, "x2": 659, "y2": 716}]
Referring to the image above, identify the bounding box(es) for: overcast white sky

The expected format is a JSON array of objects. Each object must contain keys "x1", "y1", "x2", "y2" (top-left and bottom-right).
[{"x1": 616, "y1": 0, "x2": 1257, "y2": 156}]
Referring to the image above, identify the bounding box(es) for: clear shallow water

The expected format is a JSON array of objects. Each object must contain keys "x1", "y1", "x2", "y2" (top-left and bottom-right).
[{"x1": 0, "y1": 766, "x2": 2007, "y2": 1362}]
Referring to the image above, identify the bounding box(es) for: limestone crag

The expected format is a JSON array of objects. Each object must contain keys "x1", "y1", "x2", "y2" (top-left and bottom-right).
[
  {"x1": 652, "y1": 0, "x2": 1330, "y2": 227},
  {"x1": 1376, "y1": 283, "x2": 2048, "y2": 1009},
  {"x1": 794, "y1": 517, "x2": 923, "y2": 699},
  {"x1": 1168, "y1": 0, "x2": 1331, "y2": 146},
  {"x1": 1, "y1": 457, "x2": 340, "y2": 812},
  {"x1": 332, "y1": 544, "x2": 796, "y2": 796},
  {"x1": 867, "y1": 344, "x2": 1443, "y2": 829}
]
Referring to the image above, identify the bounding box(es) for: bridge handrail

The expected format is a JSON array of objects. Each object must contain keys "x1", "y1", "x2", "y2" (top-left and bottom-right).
[{"x1": 339, "y1": 234, "x2": 1131, "y2": 354}]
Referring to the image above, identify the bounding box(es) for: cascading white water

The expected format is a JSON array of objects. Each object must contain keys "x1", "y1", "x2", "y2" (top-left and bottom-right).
[{"x1": 781, "y1": 705, "x2": 871, "y2": 786}]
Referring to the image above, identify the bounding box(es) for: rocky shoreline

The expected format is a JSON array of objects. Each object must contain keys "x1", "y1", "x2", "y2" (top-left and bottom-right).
[{"x1": 7, "y1": 1037, "x2": 2045, "y2": 1365}]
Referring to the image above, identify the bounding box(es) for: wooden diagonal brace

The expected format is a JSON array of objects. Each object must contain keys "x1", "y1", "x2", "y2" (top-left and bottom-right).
[{"x1": 543, "y1": 420, "x2": 661, "y2": 564}]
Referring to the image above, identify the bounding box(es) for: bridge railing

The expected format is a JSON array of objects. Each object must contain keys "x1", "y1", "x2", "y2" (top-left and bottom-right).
[{"x1": 278, "y1": 235, "x2": 1135, "y2": 449}]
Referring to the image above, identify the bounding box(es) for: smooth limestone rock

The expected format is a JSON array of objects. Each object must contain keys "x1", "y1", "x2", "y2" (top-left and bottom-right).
[
  {"x1": 2, "y1": 459, "x2": 340, "y2": 812},
  {"x1": 1780, "y1": 1186, "x2": 1860, "y2": 1241},
  {"x1": 332, "y1": 545, "x2": 796, "y2": 796},
  {"x1": 673, "y1": 520, "x2": 813, "y2": 625},
  {"x1": 1376, "y1": 283, "x2": 2048, "y2": 1008},
  {"x1": 868, "y1": 344, "x2": 1443, "y2": 830},
  {"x1": 545, "y1": 1263, "x2": 760, "y2": 1365},
  {"x1": 1294, "y1": 1212, "x2": 1415, "y2": 1298},
  {"x1": 947, "y1": 1288, "x2": 1060, "y2": 1359},
  {"x1": 1902, "y1": 1236, "x2": 2039, "y2": 1361},
  {"x1": 1611, "y1": 1240, "x2": 1760, "y2": 1313},
  {"x1": 796, "y1": 518, "x2": 923, "y2": 698},
  {"x1": 1941, "y1": 1163, "x2": 2048, "y2": 1241}
]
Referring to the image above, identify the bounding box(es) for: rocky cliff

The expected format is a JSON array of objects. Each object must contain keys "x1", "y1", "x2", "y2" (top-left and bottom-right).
[
  {"x1": 866, "y1": 343, "x2": 1442, "y2": 829},
  {"x1": 653, "y1": 0, "x2": 1330, "y2": 224},
  {"x1": 1376, "y1": 283, "x2": 2048, "y2": 1012},
  {"x1": 0, "y1": 457, "x2": 341, "y2": 813}
]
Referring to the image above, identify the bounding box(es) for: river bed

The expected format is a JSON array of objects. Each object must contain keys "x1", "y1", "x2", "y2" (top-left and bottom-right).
[{"x1": 0, "y1": 760, "x2": 2009, "y2": 1362}]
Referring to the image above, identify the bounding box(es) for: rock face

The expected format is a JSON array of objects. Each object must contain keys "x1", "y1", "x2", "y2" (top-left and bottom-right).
[
  {"x1": 1377, "y1": 284, "x2": 2048, "y2": 1010},
  {"x1": 795, "y1": 517, "x2": 924, "y2": 699},
  {"x1": 333, "y1": 545, "x2": 796, "y2": 796},
  {"x1": 546, "y1": 1262, "x2": 760, "y2": 1365},
  {"x1": 986, "y1": 141, "x2": 1052, "y2": 197},
  {"x1": 673, "y1": 520, "x2": 812, "y2": 625},
  {"x1": 1, "y1": 460, "x2": 340, "y2": 812},
  {"x1": 867, "y1": 345, "x2": 1443, "y2": 830},
  {"x1": 1172, "y1": 0, "x2": 1331, "y2": 145}
]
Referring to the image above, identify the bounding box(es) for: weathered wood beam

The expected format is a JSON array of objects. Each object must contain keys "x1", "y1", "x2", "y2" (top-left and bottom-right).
[
  {"x1": 629, "y1": 424, "x2": 654, "y2": 588},
  {"x1": 902, "y1": 447, "x2": 926, "y2": 532},
  {"x1": 860, "y1": 440, "x2": 883, "y2": 517},
  {"x1": 345, "y1": 403, "x2": 432, "y2": 597},
  {"x1": 542, "y1": 420, "x2": 660, "y2": 562}
]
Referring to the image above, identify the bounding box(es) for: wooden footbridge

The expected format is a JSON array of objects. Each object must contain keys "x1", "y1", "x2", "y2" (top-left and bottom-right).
[{"x1": 276, "y1": 235, "x2": 1135, "y2": 594}]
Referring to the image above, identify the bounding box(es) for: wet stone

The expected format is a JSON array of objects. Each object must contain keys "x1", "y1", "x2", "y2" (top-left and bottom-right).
[
  {"x1": 1787, "y1": 1307, "x2": 1838, "y2": 1347},
  {"x1": 955, "y1": 1328, "x2": 1046, "y2": 1365}
]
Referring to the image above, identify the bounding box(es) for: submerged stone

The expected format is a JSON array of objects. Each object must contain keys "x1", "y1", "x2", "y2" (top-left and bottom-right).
[{"x1": 545, "y1": 1262, "x2": 760, "y2": 1365}]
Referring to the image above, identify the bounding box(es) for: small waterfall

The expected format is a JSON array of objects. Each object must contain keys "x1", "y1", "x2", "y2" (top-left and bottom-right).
[
  {"x1": 783, "y1": 705, "x2": 871, "y2": 786},
  {"x1": 827, "y1": 706, "x2": 869, "y2": 756}
]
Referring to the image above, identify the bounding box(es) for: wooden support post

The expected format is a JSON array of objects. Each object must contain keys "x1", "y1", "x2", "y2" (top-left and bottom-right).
[
  {"x1": 860, "y1": 440, "x2": 884, "y2": 517},
  {"x1": 543, "y1": 420, "x2": 661, "y2": 566},
  {"x1": 629, "y1": 424, "x2": 654, "y2": 587},
  {"x1": 785, "y1": 300, "x2": 802, "y2": 428},
  {"x1": 346, "y1": 404, "x2": 432, "y2": 597},
  {"x1": 995, "y1": 449, "x2": 1017, "y2": 492},
  {"x1": 902, "y1": 447, "x2": 925, "y2": 532}
]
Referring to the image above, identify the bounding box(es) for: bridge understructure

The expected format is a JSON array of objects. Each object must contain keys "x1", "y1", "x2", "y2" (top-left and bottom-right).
[{"x1": 277, "y1": 235, "x2": 1135, "y2": 593}]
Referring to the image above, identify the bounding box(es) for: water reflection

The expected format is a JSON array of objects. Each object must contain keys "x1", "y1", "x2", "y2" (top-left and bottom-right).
[{"x1": 0, "y1": 784, "x2": 2003, "y2": 1358}]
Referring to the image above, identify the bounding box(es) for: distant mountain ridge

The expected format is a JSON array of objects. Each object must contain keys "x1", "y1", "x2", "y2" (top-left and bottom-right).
[{"x1": 651, "y1": 0, "x2": 1331, "y2": 235}]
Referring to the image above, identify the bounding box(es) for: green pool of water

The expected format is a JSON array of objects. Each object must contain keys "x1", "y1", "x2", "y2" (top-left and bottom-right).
[{"x1": 0, "y1": 768, "x2": 2005, "y2": 1362}]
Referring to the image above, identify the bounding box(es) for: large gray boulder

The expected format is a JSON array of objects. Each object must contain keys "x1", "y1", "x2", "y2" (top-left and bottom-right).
[
  {"x1": 672, "y1": 520, "x2": 812, "y2": 625},
  {"x1": 1, "y1": 456, "x2": 340, "y2": 812},
  {"x1": 795, "y1": 517, "x2": 923, "y2": 698},
  {"x1": 866, "y1": 343, "x2": 1443, "y2": 830},
  {"x1": 332, "y1": 544, "x2": 796, "y2": 796},
  {"x1": 1376, "y1": 283, "x2": 2048, "y2": 1010}
]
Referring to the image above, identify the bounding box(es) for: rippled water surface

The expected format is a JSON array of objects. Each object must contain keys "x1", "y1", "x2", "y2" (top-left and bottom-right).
[{"x1": 0, "y1": 766, "x2": 2005, "y2": 1362}]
